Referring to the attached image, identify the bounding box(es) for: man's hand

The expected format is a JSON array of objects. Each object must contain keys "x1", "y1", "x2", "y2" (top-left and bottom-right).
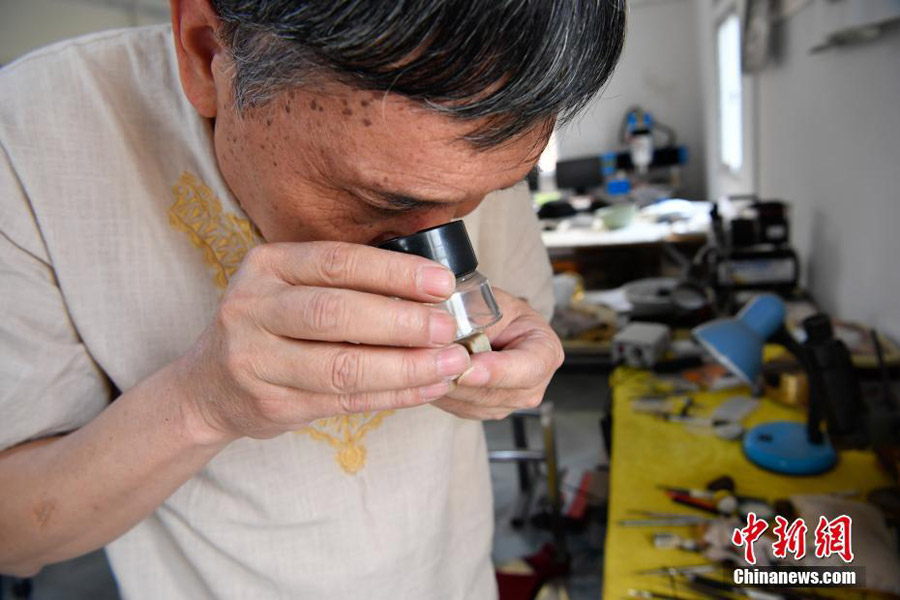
[
  {"x1": 432, "y1": 289, "x2": 564, "y2": 420},
  {"x1": 176, "y1": 242, "x2": 473, "y2": 441}
]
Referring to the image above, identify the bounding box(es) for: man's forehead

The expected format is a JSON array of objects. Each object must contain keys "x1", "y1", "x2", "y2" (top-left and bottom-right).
[
  {"x1": 333, "y1": 94, "x2": 544, "y2": 193},
  {"x1": 349, "y1": 142, "x2": 537, "y2": 204},
  {"x1": 254, "y1": 83, "x2": 545, "y2": 201}
]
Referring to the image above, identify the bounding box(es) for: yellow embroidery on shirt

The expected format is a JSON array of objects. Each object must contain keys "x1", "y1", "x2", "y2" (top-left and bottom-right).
[
  {"x1": 168, "y1": 171, "x2": 392, "y2": 474},
  {"x1": 169, "y1": 171, "x2": 263, "y2": 289},
  {"x1": 297, "y1": 411, "x2": 395, "y2": 474}
]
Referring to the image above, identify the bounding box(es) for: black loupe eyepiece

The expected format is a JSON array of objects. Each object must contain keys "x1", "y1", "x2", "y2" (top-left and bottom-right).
[{"x1": 378, "y1": 221, "x2": 477, "y2": 277}]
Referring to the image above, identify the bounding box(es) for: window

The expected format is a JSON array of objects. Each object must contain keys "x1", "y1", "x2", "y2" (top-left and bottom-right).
[{"x1": 717, "y1": 12, "x2": 743, "y2": 172}]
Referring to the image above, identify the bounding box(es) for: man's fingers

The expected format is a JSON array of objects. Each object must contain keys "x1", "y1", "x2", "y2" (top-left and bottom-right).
[
  {"x1": 246, "y1": 241, "x2": 456, "y2": 302},
  {"x1": 255, "y1": 339, "x2": 471, "y2": 395},
  {"x1": 254, "y1": 285, "x2": 457, "y2": 347},
  {"x1": 286, "y1": 382, "x2": 455, "y2": 421},
  {"x1": 456, "y1": 329, "x2": 563, "y2": 390},
  {"x1": 430, "y1": 397, "x2": 513, "y2": 421}
]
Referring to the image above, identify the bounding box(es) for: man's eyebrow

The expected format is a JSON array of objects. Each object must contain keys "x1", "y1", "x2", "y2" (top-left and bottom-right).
[
  {"x1": 368, "y1": 173, "x2": 529, "y2": 210},
  {"x1": 372, "y1": 190, "x2": 458, "y2": 210}
]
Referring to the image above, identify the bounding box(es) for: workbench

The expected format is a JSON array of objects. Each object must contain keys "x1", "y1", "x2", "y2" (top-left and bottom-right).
[{"x1": 602, "y1": 367, "x2": 894, "y2": 600}]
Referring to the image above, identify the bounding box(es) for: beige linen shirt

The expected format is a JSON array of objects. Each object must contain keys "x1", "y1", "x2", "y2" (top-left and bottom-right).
[{"x1": 0, "y1": 26, "x2": 553, "y2": 600}]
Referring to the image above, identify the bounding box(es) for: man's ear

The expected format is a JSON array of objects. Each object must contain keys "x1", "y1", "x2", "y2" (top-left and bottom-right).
[{"x1": 170, "y1": 0, "x2": 226, "y2": 118}]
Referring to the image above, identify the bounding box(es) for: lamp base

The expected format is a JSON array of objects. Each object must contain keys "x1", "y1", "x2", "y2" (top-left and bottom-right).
[{"x1": 743, "y1": 421, "x2": 837, "y2": 476}]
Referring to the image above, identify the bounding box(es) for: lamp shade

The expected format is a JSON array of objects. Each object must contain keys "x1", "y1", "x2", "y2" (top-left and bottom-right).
[
  {"x1": 692, "y1": 294, "x2": 786, "y2": 384},
  {"x1": 694, "y1": 294, "x2": 838, "y2": 476}
]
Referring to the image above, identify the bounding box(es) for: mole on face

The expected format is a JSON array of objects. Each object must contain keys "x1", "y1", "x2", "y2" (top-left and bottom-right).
[
  {"x1": 360, "y1": 99, "x2": 370, "y2": 108},
  {"x1": 310, "y1": 99, "x2": 319, "y2": 111},
  {"x1": 362, "y1": 118, "x2": 372, "y2": 127},
  {"x1": 342, "y1": 108, "x2": 353, "y2": 116},
  {"x1": 265, "y1": 118, "x2": 273, "y2": 127},
  {"x1": 285, "y1": 103, "x2": 291, "y2": 114}
]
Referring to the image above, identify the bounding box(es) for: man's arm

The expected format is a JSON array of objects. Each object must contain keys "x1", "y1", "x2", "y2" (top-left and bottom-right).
[
  {"x1": 0, "y1": 361, "x2": 228, "y2": 576},
  {"x1": 0, "y1": 241, "x2": 471, "y2": 576}
]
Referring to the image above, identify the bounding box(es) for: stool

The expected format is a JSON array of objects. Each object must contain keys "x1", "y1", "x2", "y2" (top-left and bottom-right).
[{"x1": 488, "y1": 402, "x2": 567, "y2": 561}]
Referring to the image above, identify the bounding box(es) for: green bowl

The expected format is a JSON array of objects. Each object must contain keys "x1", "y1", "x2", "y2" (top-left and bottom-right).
[{"x1": 594, "y1": 204, "x2": 636, "y2": 230}]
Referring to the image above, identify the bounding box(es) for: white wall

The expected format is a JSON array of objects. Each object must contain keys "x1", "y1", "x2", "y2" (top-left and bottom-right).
[
  {"x1": 698, "y1": 0, "x2": 900, "y2": 341},
  {"x1": 759, "y1": 9, "x2": 900, "y2": 341},
  {"x1": 557, "y1": 0, "x2": 707, "y2": 199},
  {"x1": 0, "y1": 0, "x2": 168, "y2": 66}
]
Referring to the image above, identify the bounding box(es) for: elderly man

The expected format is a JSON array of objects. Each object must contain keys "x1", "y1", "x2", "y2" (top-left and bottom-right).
[{"x1": 0, "y1": 0, "x2": 625, "y2": 597}]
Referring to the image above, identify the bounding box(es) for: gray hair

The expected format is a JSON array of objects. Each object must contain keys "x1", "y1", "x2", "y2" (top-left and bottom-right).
[{"x1": 211, "y1": 1, "x2": 627, "y2": 147}]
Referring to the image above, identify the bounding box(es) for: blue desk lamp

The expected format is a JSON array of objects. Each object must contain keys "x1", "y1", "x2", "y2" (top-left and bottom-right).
[{"x1": 693, "y1": 294, "x2": 838, "y2": 475}]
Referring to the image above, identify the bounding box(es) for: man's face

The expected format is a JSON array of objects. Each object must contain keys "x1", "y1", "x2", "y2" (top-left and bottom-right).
[{"x1": 211, "y1": 73, "x2": 547, "y2": 245}]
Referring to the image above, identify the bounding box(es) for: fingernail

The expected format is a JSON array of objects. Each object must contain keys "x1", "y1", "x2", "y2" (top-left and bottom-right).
[
  {"x1": 458, "y1": 365, "x2": 491, "y2": 387},
  {"x1": 420, "y1": 381, "x2": 451, "y2": 401},
  {"x1": 419, "y1": 266, "x2": 455, "y2": 299},
  {"x1": 429, "y1": 310, "x2": 457, "y2": 345},
  {"x1": 437, "y1": 344, "x2": 470, "y2": 378}
]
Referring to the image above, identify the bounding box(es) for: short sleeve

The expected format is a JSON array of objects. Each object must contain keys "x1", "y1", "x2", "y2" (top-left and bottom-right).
[{"x1": 0, "y1": 144, "x2": 111, "y2": 451}]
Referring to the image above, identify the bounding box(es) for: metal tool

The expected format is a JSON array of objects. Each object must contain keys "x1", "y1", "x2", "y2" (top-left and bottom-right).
[
  {"x1": 658, "y1": 485, "x2": 715, "y2": 501},
  {"x1": 619, "y1": 516, "x2": 715, "y2": 527},
  {"x1": 632, "y1": 395, "x2": 694, "y2": 416},
  {"x1": 627, "y1": 590, "x2": 686, "y2": 600},
  {"x1": 636, "y1": 564, "x2": 718, "y2": 577},
  {"x1": 652, "y1": 532, "x2": 702, "y2": 552}
]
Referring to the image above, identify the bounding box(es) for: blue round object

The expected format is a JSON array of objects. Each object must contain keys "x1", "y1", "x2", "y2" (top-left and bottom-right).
[{"x1": 743, "y1": 421, "x2": 837, "y2": 476}]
